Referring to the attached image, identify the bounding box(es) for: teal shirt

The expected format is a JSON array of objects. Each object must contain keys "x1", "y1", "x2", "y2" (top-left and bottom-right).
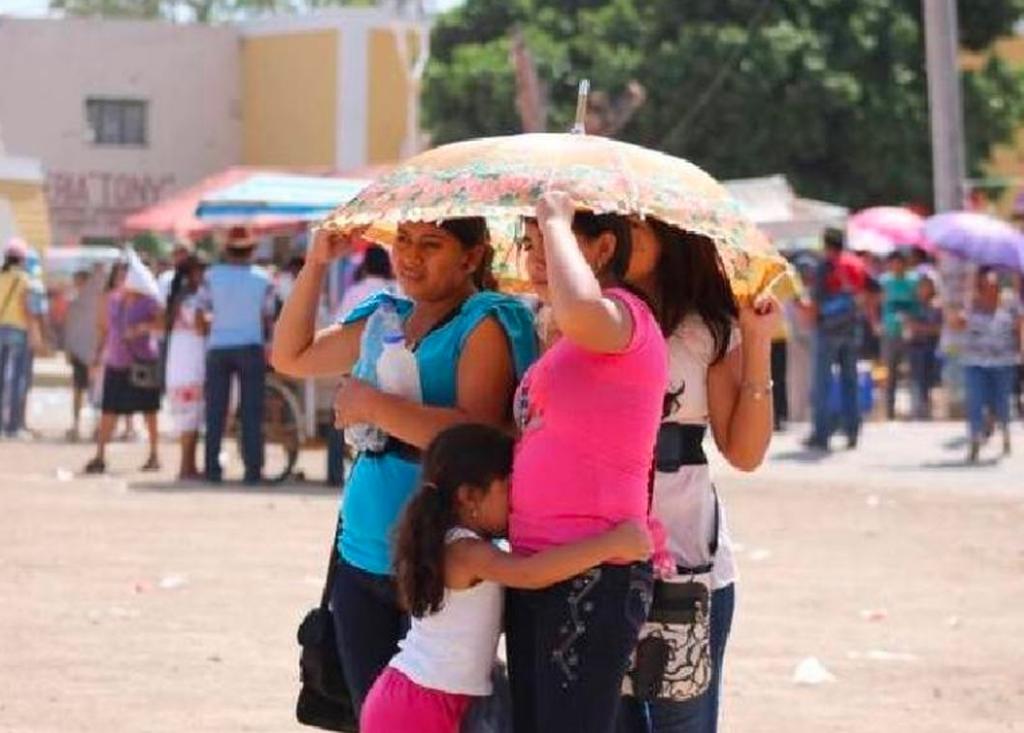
[
  {"x1": 337, "y1": 291, "x2": 538, "y2": 575},
  {"x1": 880, "y1": 272, "x2": 919, "y2": 338}
]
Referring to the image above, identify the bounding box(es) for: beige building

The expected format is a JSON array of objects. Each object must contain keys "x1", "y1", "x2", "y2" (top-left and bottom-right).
[{"x1": 0, "y1": 8, "x2": 428, "y2": 247}]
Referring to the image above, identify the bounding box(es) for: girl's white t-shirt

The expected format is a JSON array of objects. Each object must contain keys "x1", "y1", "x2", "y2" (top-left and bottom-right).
[
  {"x1": 389, "y1": 527, "x2": 503, "y2": 696},
  {"x1": 652, "y1": 315, "x2": 738, "y2": 590}
]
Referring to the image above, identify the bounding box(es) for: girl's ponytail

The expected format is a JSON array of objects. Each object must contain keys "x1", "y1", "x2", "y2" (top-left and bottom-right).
[
  {"x1": 394, "y1": 482, "x2": 459, "y2": 618},
  {"x1": 393, "y1": 423, "x2": 515, "y2": 618}
]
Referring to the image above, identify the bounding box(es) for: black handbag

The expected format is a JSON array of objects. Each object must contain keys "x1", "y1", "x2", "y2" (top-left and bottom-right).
[{"x1": 296, "y1": 522, "x2": 358, "y2": 732}]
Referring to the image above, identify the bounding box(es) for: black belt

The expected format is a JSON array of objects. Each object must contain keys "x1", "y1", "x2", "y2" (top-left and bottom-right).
[
  {"x1": 655, "y1": 423, "x2": 707, "y2": 473},
  {"x1": 365, "y1": 436, "x2": 422, "y2": 463}
]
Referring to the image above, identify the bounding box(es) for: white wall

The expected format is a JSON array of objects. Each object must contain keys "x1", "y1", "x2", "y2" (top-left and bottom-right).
[{"x1": 0, "y1": 17, "x2": 241, "y2": 245}]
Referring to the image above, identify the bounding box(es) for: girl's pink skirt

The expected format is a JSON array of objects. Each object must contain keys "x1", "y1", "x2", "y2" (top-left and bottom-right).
[{"x1": 360, "y1": 667, "x2": 471, "y2": 733}]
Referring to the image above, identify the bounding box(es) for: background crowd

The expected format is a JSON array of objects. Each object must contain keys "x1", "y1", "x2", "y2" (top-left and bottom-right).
[{"x1": 3, "y1": 218, "x2": 1023, "y2": 476}]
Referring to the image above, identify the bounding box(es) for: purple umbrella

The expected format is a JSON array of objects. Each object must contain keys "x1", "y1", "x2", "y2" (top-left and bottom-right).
[{"x1": 924, "y1": 211, "x2": 1024, "y2": 272}]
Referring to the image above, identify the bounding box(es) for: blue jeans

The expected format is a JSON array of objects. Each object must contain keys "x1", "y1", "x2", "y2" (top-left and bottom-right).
[
  {"x1": 204, "y1": 345, "x2": 265, "y2": 481},
  {"x1": 330, "y1": 557, "x2": 408, "y2": 718},
  {"x1": 964, "y1": 364, "x2": 1015, "y2": 440},
  {"x1": 0, "y1": 325, "x2": 29, "y2": 435},
  {"x1": 810, "y1": 331, "x2": 860, "y2": 444},
  {"x1": 617, "y1": 584, "x2": 736, "y2": 733},
  {"x1": 507, "y1": 562, "x2": 654, "y2": 733}
]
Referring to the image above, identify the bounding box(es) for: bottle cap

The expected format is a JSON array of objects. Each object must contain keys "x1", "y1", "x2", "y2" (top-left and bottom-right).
[{"x1": 382, "y1": 332, "x2": 404, "y2": 345}]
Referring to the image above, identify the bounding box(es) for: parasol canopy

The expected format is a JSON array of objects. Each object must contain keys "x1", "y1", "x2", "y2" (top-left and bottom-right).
[
  {"x1": 848, "y1": 206, "x2": 927, "y2": 249},
  {"x1": 924, "y1": 211, "x2": 1024, "y2": 272},
  {"x1": 320, "y1": 132, "x2": 786, "y2": 300}
]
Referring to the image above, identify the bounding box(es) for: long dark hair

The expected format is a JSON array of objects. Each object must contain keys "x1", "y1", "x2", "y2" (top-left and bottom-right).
[
  {"x1": 356, "y1": 244, "x2": 393, "y2": 281},
  {"x1": 166, "y1": 255, "x2": 205, "y2": 331},
  {"x1": 393, "y1": 423, "x2": 514, "y2": 618},
  {"x1": 649, "y1": 219, "x2": 738, "y2": 363},
  {"x1": 572, "y1": 211, "x2": 633, "y2": 283},
  {"x1": 440, "y1": 217, "x2": 496, "y2": 291}
]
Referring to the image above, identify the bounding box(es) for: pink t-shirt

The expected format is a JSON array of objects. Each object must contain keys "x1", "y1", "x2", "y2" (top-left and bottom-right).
[{"x1": 510, "y1": 288, "x2": 668, "y2": 555}]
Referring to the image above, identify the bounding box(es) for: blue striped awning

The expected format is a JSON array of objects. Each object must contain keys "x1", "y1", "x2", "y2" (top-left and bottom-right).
[{"x1": 195, "y1": 174, "x2": 371, "y2": 221}]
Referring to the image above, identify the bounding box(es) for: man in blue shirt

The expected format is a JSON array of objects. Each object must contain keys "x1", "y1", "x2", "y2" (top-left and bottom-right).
[{"x1": 197, "y1": 227, "x2": 275, "y2": 484}]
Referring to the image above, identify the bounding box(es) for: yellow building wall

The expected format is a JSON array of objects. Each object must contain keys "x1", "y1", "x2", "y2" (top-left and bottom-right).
[
  {"x1": 964, "y1": 38, "x2": 1024, "y2": 212},
  {"x1": 367, "y1": 28, "x2": 420, "y2": 165},
  {"x1": 242, "y1": 30, "x2": 338, "y2": 167},
  {"x1": 0, "y1": 181, "x2": 52, "y2": 251}
]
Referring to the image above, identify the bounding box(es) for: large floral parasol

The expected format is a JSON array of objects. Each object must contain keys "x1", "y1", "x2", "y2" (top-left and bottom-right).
[{"x1": 321, "y1": 132, "x2": 786, "y2": 301}]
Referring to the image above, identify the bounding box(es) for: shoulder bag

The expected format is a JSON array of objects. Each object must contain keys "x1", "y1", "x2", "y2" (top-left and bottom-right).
[
  {"x1": 295, "y1": 520, "x2": 358, "y2": 732},
  {"x1": 623, "y1": 423, "x2": 717, "y2": 703},
  {"x1": 120, "y1": 299, "x2": 161, "y2": 390}
]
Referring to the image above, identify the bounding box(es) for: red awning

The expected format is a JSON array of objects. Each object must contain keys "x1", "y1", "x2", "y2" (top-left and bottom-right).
[{"x1": 121, "y1": 165, "x2": 391, "y2": 241}]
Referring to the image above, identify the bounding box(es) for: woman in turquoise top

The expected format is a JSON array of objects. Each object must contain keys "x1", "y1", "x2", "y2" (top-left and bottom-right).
[{"x1": 271, "y1": 218, "x2": 537, "y2": 715}]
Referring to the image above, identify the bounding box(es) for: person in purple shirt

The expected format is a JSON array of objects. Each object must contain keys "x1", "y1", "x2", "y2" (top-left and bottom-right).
[{"x1": 85, "y1": 256, "x2": 164, "y2": 474}]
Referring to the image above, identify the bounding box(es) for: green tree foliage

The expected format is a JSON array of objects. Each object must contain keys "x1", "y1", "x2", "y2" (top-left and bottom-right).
[{"x1": 423, "y1": 0, "x2": 1024, "y2": 208}]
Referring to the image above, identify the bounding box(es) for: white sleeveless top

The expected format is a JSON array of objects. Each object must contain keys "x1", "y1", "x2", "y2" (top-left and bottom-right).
[
  {"x1": 653, "y1": 316, "x2": 738, "y2": 590},
  {"x1": 389, "y1": 527, "x2": 503, "y2": 696}
]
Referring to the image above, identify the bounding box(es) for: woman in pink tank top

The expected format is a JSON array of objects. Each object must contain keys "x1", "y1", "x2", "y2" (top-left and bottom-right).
[{"x1": 505, "y1": 192, "x2": 667, "y2": 733}]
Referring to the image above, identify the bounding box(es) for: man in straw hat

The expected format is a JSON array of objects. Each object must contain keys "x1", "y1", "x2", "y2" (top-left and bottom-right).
[{"x1": 196, "y1": 226, "x2": 275, "y2": 484}]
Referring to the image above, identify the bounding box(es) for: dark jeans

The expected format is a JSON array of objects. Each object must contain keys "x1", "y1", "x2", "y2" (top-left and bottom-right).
[
  {"x1": 617, "y1": 584, "x2": 736, "y2": 733},
  {"x1": 204, "y1": 345, "x2": 265, "y2": 481},
  {"x1": 770, "y1": 340, "x2": 788, "y2": 427},
  {"x1": 810, "y1": 331, "x2": 860, "y2": 445},
  {"x1": 506, "y1": 561, "x2": 653, "y2": 733},
  {"x1": 908, "y1": 342, "x2": 940, "y2": 420},
  {"x1": 330, "y1": 557, "x2": 408, "y2": 718},
  {"x1": 0, "y1": 325, "x2": 29, "y2": 435},
  {"x1": 882, "y1": 335, "x2": 909, "y2": 420}
]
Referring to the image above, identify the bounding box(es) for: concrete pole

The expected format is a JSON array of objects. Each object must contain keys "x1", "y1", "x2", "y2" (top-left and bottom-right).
[
  {"x1": 923, "y1": 0, "x2": 970, "y2": 416},
  {"x1": 923, "y1": 0, "x2": 967, "y2": 212}
]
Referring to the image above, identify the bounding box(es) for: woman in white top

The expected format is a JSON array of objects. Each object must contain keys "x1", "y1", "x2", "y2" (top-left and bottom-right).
[
  {"x1": 336, "y1": 244, "x2": 397, "y2": 320},
  {"x1": 361, "y1": 423, "x2": 652, "y2": 733},
  {"x1": 619, "y1": 219, "x2": 779, "y2": 733},
  {"x1": 164, "y1": 254, "x2": 207, "y2": 480}
]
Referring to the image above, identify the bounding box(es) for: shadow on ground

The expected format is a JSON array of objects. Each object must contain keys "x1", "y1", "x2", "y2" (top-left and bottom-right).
[{"x1": 129, "y1": 477, "x2": 338, "y2": 497}]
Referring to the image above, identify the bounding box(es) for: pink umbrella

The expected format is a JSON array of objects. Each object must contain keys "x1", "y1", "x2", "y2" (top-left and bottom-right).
[{"x1": 848, "y1": 206, "x2": 930, "y2": 251}]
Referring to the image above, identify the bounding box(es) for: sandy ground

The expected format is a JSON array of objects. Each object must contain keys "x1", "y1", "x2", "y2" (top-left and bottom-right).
[{"x1": 1, "y1": 389, "x2": 1023, "y2": 732}]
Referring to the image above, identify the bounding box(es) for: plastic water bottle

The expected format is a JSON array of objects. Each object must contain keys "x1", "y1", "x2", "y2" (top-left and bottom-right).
[
  {"x1": 345, "y1": 302, "x2": 404, "y2": 452},
  {"x1": 376, "y1": 334, "x2": 422, "y2": 406}
]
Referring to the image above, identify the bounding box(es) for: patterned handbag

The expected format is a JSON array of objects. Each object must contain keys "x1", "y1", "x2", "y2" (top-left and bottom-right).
[{"x1": 623, "y1": 489, "x2": 719, "y2": 703}]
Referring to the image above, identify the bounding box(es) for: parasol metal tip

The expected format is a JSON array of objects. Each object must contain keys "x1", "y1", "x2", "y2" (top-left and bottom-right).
[{"x1": 571, "y1": 79, "x2": 590, "y2": 135}]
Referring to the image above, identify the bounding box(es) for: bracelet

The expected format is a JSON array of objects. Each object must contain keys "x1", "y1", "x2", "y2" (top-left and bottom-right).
[{"x1": 741, "y1": 380, "x2": 774, "y2": 400}]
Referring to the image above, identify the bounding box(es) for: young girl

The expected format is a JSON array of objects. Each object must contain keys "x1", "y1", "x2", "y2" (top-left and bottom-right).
[{"x1": 359, "y1": 423, "x2": 653, "y2": 733}]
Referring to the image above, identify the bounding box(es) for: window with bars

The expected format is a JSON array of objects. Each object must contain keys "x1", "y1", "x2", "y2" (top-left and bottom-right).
[{"x1": 85, "y1": 98, "x2": 148, "y2": 146}]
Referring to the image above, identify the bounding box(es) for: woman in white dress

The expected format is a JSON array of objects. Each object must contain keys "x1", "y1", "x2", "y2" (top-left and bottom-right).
[
  {"x1": 619, "y1": 220, "x2": 779, "y2": 733},
  {"x1": 165, "y1": 255, "x2": 207, "y2": 480}
]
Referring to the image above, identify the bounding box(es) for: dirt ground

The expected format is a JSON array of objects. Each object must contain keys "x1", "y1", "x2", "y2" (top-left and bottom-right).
[{"x1": 1, "y1": 391, "x2": 1022, "y2": 732}]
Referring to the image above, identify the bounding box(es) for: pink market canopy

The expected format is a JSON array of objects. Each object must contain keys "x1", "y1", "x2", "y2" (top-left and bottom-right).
[{"x1": 321, "y1": 133, "x2": 786, "y2": 301}]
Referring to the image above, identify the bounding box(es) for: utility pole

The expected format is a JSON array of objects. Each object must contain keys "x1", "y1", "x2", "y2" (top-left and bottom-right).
[
  {"x1": 923, "y1": 0, "x2": 970, "y2": 417},
  {"x1": 923, "y1": 0, "x2": 967, "y2": 212}
]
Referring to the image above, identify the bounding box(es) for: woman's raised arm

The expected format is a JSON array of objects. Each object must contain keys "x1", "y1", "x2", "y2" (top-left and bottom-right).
[
  {"x1": 536, "y1": 192, "x2": 634, "y2": 354},
  {"x1": 270, "y1": 229, "x2": 365, "y2": 378}
]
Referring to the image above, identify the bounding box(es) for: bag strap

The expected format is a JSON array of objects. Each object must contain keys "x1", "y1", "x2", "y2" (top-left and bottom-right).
[{"x1": 319, "y1": 515, "x2": 342, "y2": 610}]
